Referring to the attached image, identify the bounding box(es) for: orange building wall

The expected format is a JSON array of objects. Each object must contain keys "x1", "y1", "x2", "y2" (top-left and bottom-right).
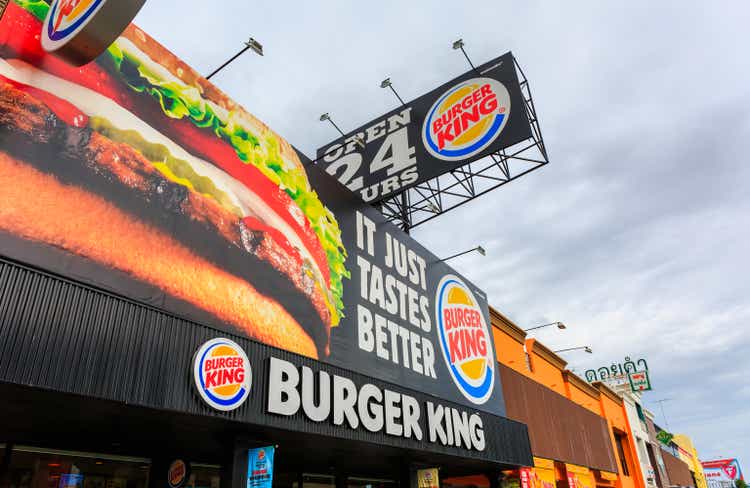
[
  {"x1": 596, "y1": 388, "x2": 640, "y2": 488},
  {"x1": 566, "y1": 382, "x2": 600, "y2": 415},
  {"x1": 492, "y1": 326, "x2": 527, "y2": 375},
  {"x1": 599, "y1": 393, "x2": 628, "y2": 432},
  {"x1": 525, "y1": 339, "x2": 567, "y2": 395},
  {"x1": 490, "y1": 310, "x2": 644, "y2": 488}
]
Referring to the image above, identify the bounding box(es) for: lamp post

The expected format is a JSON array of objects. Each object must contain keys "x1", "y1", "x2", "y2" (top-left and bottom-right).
[
  {"x1": 206, "y1": 37, "x2": 263, "y2": 80},
  {"x1": 553, "y1": 346, "x2": 592, "y2": 354},
  {"x1": 452, "y1": 38, "x2": 478, "y2": 73},
  {"x1": 524, "y1": 321, "x2": 566, "y2": 332},
  {"x1": 380, "y1": 77, "x2": 406, "y2": 106},
  {"x1": 319, "y1": 113, "x2": 364, "y2": 149},
  {"x1": 439, "y1": 246, "x2": 486, "y2": 263}
]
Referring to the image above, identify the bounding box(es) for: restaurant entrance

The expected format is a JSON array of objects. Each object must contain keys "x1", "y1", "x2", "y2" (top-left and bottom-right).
[{"x1": 0, "y1": 382, "x2": 521, "y2": 488}]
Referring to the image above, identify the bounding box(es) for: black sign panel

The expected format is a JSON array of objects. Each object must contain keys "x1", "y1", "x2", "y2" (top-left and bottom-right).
[
  {"x1": 0, "y1": 256, "x2": 532, "y2": 465},
  {"x1": 316, "y1": 52, "x2": 532, "y2": 203},
  {"x1": 307, "y1": 161, "x2": 505, "y2": 416}
]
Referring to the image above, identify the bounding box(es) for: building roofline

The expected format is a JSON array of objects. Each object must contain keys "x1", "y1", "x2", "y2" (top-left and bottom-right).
[
  {"x1": 564, "y1": 370, "x2": 601, "y2": 399},
  {"x1": 526, "y1": 338, "x2": 568, "y2": 370},
  {"x1": 489, "y1": 306, "x2": 527, "y2": 345},
  {"x1": 593, "y1": 381, "x2": 623, "y2": 405}
]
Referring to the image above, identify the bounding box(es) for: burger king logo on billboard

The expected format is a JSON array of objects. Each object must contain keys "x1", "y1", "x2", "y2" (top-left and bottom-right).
[
  {"x1": 193, "y1": 338, "x2": 252, "y2": 411},
  {"x1": 435, "y1": 275, "x2": 495, "y2": 404},
  {"x1": 42, "y1": 0, "x2": 106, "y2": 48},
  {"x1": 422, "y1": 77, "x2": 511, "y2": 162}
]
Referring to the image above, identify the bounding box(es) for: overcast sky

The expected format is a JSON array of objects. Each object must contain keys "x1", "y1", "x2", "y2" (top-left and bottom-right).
[{"x1": 134, "y1": 0, "x2": 750, "y2": 468}]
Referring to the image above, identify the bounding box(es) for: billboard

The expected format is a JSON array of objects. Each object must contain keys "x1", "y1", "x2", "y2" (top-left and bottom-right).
[
  {"x1": 0, "y1": 0, "x2": 504, "y2": 416},
  {"x1": 702, "y1": 459, "x2": 744, "y2": 488},
  {"x1": 316, "y1": 51, "x2": 533, "y2": 203}
]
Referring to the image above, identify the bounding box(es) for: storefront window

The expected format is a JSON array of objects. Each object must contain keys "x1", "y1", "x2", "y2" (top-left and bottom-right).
[
  {"x1": 4, "y1": 446, "x2": 150, "y2": 488},
  {"x1": 186, "y1": 464, "x2": 220, "y2": 488},
  {"x1": 614, "y1": 434, "x2": 630, "y2": 476},
  {"x1": 347, "y1": 477, "x2": 398, "y2": 488},
  {"x1": 302, "y1": 474, "x2": 335, "y2": 488}
]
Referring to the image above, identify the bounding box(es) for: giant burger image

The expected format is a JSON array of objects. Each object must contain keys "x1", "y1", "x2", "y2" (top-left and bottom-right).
[{"x1": 0, "y1": 0, "x2": 349, "y2": 359}]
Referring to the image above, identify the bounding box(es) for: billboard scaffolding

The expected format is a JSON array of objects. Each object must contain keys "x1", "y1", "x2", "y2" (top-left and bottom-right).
[{"x1": 379, "y1": 56, "x2": 548, "y2": 232}]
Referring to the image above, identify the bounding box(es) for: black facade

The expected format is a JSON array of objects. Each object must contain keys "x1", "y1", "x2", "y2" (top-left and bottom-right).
[{"x1": 0, "y1": 256, "x2": 532, "y2": 488}]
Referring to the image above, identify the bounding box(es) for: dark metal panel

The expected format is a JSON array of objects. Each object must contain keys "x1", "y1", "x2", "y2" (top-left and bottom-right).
[
  {"x1": 498, "y1": 363, "x2": 618, "y2": 472},
  {"x1": 662, "y1": 449, "x2": 695, "y2": 488},
  {"x1": 0, "y1": 257, "x2": 531, "y2": 467}
]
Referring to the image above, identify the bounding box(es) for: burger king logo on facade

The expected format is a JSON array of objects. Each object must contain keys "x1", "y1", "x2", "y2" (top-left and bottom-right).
[
  {"x1": 167, "y1": 459, "x2": 188, "y2": 488},
  {"x1": 435, "y1": 275, "x2": 495, "y2": 405},
  {"x1": 42, "y1": 0, "x2": 106, "y2": 49},
  {"x1": 422, "y1": 77, "x2": 511, "y2": 162},
  {"x1": 193, "y1": 338, "x2": 252, "y2": 411}
]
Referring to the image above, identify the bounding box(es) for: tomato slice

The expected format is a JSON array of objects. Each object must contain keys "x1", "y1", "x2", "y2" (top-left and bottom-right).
[{"x1": 0, "y1": 3, "x2": 331, "y2": 286}]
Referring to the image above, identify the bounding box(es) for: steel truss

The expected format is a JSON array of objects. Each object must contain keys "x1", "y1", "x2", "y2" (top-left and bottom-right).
[{"x1": 378, "y1": 57, "x2": 549, "y2": 233}]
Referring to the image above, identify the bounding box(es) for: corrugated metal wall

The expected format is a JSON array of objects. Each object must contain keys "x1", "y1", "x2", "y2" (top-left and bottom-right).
[
  {"x1": 499, "y1": 363, "x2": 618, "y2": 472},
  {"x1": 662, "y1": 449, "x2": 695, "y2": 487},
  {"x1": 0, "y1": 257, "x2": 531, "y2": 467}
]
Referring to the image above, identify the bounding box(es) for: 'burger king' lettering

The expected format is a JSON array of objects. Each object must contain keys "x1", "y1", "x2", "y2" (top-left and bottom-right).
[
  {"x1": 193, "y1": 338, "x2": 252, "y2": 411},
  {"x1": 435, "y1": 275, "x2": 495, "y2": 405},
  {"x1": 422, "y1": 77, "x2": 511, "y2": 162}
]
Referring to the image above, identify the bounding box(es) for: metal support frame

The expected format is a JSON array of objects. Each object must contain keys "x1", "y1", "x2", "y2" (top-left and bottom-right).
[{"x1": 378, "y1": 56, "x2": 549, "y2": 232}]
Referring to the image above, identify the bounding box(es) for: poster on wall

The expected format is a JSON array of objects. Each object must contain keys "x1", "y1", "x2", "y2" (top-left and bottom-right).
[
  {"x1": 247, "y1": 446, "x2": 275, "y2": 488},
  {"x1": 0, "y1": 1, "x2": 505, "y2": 416},
  {"x1": 418, "y1": 469, "x2": 440, "y2": 488},
  {"x1": 316, "y1": 52, "x2": 532, "y2": 203},
  {"x1": 565, "y1": 465, "x2": 594, "y2": 488}
]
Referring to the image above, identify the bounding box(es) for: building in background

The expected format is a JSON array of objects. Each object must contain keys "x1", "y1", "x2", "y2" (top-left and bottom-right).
[
  {"x1": 643, "y1": 410, "x2": 671, "y2": 488},
  {"x1": 448, "y1": 308, "x2": 638, "y2": 488},
  {"x1": 615, "y1": 387, "x2": 658, "y2": 488},
  {"x1": 673, "y1": 435, "x2": 709, "y2": 488},
  {"x1": 654, "y1": 426, "x2": 696, "y2": 488},
  {"x1": 593, "y1": 381, "x2": 642, "y2": 488},
  {"x1": 702, "y1": 459, "x2": 744, "y2": 488}
]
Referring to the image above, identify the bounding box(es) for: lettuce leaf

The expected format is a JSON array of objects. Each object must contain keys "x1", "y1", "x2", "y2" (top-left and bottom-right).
[
  {"x1": 13, "y1": 0, "x2": 49, "y2": 21},
  {"x1": 107, "y1": 41, "x2": 349, "y2": 324}
]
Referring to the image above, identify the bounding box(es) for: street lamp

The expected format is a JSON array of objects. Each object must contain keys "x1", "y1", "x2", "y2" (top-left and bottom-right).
[
  {"x1": 319, "y1": 113, "x2": 364, "y2": 148},
  {"x1": 553, "y1": 346, "x2": 592, "y2": 354},
  {"x1": 380, "y1": 77, "x2": 406, "y2": 106},
  {"x1": 439, "y1": 246, "x2": 485, "y2": 263},
  {"x1": 452, "y1": 38, "x2": 477, "y2": 71},
  {"x1": 524, "y1": 322, "x2": 566, "y2": 332},
  {"x1": 206, "y1": 37, "x2": 264, "y2": 80},
  {"x1": 417, "y1": 202, "x2": 440, "y2": 213}
]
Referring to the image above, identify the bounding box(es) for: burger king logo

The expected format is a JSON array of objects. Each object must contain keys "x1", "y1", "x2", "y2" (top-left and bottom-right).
[
  {"x1": 435, "y1": 275, "x2": 495, "y2": 404},
  {"x1": 193, "y1": 338, "x2": 252, "y2": 411},
  {"x1": 422, "y1": 77, "x2": 511, "y2": 162},
  {"x1": 167, "y1": 460, "x2": 188, "y2": 488},
  {"x1": 42, "y1": 0, "x2": 106, "y2": 47}
]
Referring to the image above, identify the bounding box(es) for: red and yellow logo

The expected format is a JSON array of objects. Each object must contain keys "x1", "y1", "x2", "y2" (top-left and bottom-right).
[
  {"x1": 193, "y1": 338, "x2": 252, "y2": 411},
  {"x1": 422, "y1": 77, "x2": 511, "y2": 162},
  {"x1": 435, "y1": 275, "x2": 495, "y2": 404},
  {"x1": 168, "y1": 460, "x2": 188, "y2": 488}
]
